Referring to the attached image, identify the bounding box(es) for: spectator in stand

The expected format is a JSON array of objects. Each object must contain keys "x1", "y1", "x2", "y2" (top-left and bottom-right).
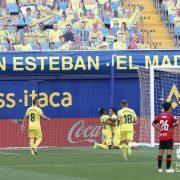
[
  {"x1": 130, "y1": 24, "x2": 144, "y2": 43},
  {"x1": 77, "y1": 21, "x2": 89, "y2": 45},
  {"x1": 36, "y1": 23, "x2": 48, "y2": 43},
  {"x1": 63, "y1": 24, "x2": 75, "y2": 42},
  {"x1": 57, "y1": 12, "x2": 71, "y2": 29},
  {"x1": 24, "y1": 7, "x2": 33, "y2": 24},
  {"x1": 0, "y1": 44, "x2": 6, "y2": 51},
  {"x1": 49, "y1": 42, "x2": 57, "y2": 51},
  {"x1": 14, "y1": 36, "x2": 33, "y2": 51},
  {"x1": 168, "y1": 0, "x2": 180, "y2": 15},
  {"x1": 0, "y1": 24, "x2": 9, "y2": 43},
  {"x1": 71, "y1": 12, "x2": 79, "y2": 24},
  {"x1": 130, "y1": 34, "x2": 150, "y2": 49},
  {"x1": 117, "y1": 0, "x2": 125, "y2": 18},
  {"x1": 77, "y1": 1, "x2": 86, "y2": 16},
  {"x1": 0, "y1": 0, "x2": 10, "y2": 16},
  {"x1": 98, "y1": 39, "x2": 109, "y2": 50},
  {"x1": 7, "y1": 41, "x2": 15, "y2": 51},
  {"x1": 105, "y1": 28, "x2": 116, "y2": 48},
  {"x1": 66, "y1": 0, "x2": 75, "y2": 19},
  {"x1": 35, "y1": 42, "x2": 41, "y2": 51},
  {"x1": 89, "y1": 22, "x2": 103, "y2": 47},
  {"x1": 174, "y1": 9, "x2": 180, "y2": 28},
  {"x1": 117, "y1": 22, "x2": 130, "y2": 43},
  {"x1": 102, "y1": 2, "x2": 114, "y2": 17},
  {"x1": 111, "y1": 5, "x2": 144, "y2": 28},
  {"x1": 58, "y1": 35, "x2": 70, "y2": 50},
  {"x1": 8, "y1": 25, "x2": 21, "y2": 44},
  {"x1": 49, "y1": 22, "x2": 63, "y2": 43},
  {"x1": 98, "y1": 0, "x2": 108, "y2": 9},
  {"x1": 113, "y1": 34, "x2": 127, "y2": 50},
  {"x1": 87, "y1": 10, "x2": 104, "y2": 28},
  {"x1": 23, "y1": 26, "x2": 36, "y2": 43},
  {"x1": 51, "y1": 0, "x2": 62, "y2": 15}
]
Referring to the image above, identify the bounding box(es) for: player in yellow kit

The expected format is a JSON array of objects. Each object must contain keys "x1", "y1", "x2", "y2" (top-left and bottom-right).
[
  {"x1": 118, "y1": 100, "x2": 137, "y2": 160},
  {"x1": 21, "y1": 98, "x2": 50, "y2": 155},
  {"x1": 109, "y1": 108, "x2": 121, "y2": 149},
  {"x1": 93, "y1": 108, "x2": 113, "y2": 149}
]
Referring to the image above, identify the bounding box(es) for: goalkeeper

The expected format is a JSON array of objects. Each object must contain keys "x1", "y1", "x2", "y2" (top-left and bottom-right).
[
  {"x1": 93, "y1": 108, "x2": 113, "y2": 149},
  {"x1": 21, "y1": 98, "x2": 50, "y2": 155}
]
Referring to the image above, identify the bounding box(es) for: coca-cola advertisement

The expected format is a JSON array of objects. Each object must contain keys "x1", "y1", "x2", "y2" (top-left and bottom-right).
[{"x1": 0, "y1": 118, "x2": 140, "y2": 148}]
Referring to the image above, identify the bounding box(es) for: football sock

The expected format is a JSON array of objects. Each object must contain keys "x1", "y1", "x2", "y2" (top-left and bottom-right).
[
  {"x1": 98, "y1": 144, "x2": 109, "y2": 149},
  {"x1": 30, "y1": 138, "x2": 35, "y2": 154},
  {"x1": 166, "y1": 155, "x2": 172, "y2": 169},
  {"x1": 158, "y1": 156, "x2": 162, "y2": 169},
  {"x1": 34, "y1": 138, "x2": 42, "y2": 148},
  {"x1": 121, "y1": 143, "x2": 127, "y2": 158}
]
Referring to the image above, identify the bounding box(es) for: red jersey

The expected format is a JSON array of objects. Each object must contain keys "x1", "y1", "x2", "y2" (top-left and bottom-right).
[{"x1": 154, "y1": 112, "x2": 177, "y2": 141}]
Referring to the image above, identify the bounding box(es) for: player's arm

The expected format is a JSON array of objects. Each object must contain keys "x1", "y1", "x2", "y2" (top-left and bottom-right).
[
  {"x1": 172, "y1": 116, "x2": 179, "y2": 128},
  {"x1": 41, "y1": 113, "x2": 50, "y2": 121},
  {"x1": 21, "y1": 114, "x2": 29, "y2": 131},
  {"x1": 152, "y1": 118, "x2": 161, "y2": 132}
]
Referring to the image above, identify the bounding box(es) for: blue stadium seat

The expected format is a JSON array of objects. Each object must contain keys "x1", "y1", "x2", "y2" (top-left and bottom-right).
[
  {"x1": 111, "y1": 1, "x2": 119, "y2": 11},
  {"x1": 55, "y1": 42, "x2": 60, "y2": 49},
  {"x1": 100, "y1": 27, "x2": 109, "y2": 37},
  {"x1": 17, "y1": 17, "x2": 25, "y2": 26},
  {"x1": 112, "y1": 27, "x2": 119, "y2": 36},
  {"x1": 18, "y1": 28, "x2": 23, "y2": 36},
  {"x1": 7, "y1": 3, "x2": 18, "y2": 14},
  {"x1": 59, "y1": 2, "x2": 68, "y2": 11},
  {"x1": 174, "y1": 27, "x2": 180, "y2": 37},
  {"x1": 103, "y1": 17, "x2": 110, "y2": 24},
  {"x1": 41, "y1": 42, "x2": 49, "y2": 50},
  {"x1": 53, "y1": 16, "x2": 61, "y2": 22},
  {"x1": 168, "y1": 14, "x2": 176, "y2": 24},
  {"x1": 0, "y1": 42, "x2": 9, "y2": 48},
  {"x1": 30, "y1": 42, "x2": 36, "y2": 50}
]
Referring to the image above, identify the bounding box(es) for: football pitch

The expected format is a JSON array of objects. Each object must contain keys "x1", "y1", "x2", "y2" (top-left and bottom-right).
[{"x1": 0, "y1": 147, "x2": 179, "y2": 180}]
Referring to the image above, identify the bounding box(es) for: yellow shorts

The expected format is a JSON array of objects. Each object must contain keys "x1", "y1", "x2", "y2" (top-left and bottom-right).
[
  {"x1": 29, "y1": 129, "x2": 42, "y2": 139},
  {"x1": 121, "y1": 131, "x2": 133, "y2": 141}
]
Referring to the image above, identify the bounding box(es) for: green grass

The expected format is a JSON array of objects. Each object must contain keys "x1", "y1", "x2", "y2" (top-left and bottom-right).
[{"x1": 0, "y1": 147, "x2": 179, "y2": 180}]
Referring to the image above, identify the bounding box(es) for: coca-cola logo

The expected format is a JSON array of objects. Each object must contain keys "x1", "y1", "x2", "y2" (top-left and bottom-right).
[{"x1": 68, "y1": 120, "x2": 101, "y2": 144}]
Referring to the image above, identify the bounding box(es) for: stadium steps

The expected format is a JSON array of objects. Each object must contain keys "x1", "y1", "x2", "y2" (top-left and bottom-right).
[{"x1": 129, "y1": 0, "x2": 174, "y2": 49}]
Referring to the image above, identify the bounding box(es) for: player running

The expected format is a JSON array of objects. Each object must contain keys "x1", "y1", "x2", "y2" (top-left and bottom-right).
[
  {"x1": 93, "y1": 108, "x2": 113, "y2": 149},
  {"x1": 21, "y1": 98, "x2": 50, "y2": 155},
  {"x1": 118, "y1": 100, "x2": 137, "y2": 160},
  {"x1": 152, "y1": 102, "x2": 179, "y2": 173}
]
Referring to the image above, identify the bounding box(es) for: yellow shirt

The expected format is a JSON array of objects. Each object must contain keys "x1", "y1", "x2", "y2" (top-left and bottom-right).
[
  {"x1": 57, "y1": 19, "x2": 71, "y2": 29},
  {"x1": 49, "y1": 29, "x2": 63, "y2": 42},
  {"x1": 0, "y1": 29, "x2": 9, "y2": 43},
  {"x1": 15, "y1": 44, "x2": 33, "y2": 51},
  {"x1": 89, "y1": 31, "x2": 103, "y2": 44},
  {"x1": 113, "y1": 42, "x2": 127, "y2": 50},
  {"x1": 0, "y1": 45, "x2": 6, "y2": 51},
  {"x1": 36, "y1": 30, "x2": 48, "y2": 43},
  {"x1": 100, "y1": 115, "x2": 110, "y2": 129},
  {"x1": 26, "y1": 105, "x2": 43, "y2": 130},
  {"x1": 118, "y1": 108, "x2": 137, "y2": 131}
]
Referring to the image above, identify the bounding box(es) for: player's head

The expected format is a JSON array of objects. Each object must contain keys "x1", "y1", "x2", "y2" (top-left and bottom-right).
[
  {"x1": 98, "y1": 108, "x2": 105, "y2": 115},
  {"x1": 121, "y1": 100, "x2": 128, "y2": 107},
  {"x1": 33, "y1": 98, "x2": 39, "y2": 106},
  {"x1": 109, "y1": 107, "x2": 116, "y2": 116},
  {"x1": 162, "y1": 102, "x2": 172, "y2": 112}
]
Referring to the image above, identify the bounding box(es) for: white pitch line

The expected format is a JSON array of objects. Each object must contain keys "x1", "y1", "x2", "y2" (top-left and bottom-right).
[
  {"x1": 0, "y1": 150, "x2": 155, "y2": 156},
  {"x1": 0, "y1": 162, "x2": 157, "y2": 168}
]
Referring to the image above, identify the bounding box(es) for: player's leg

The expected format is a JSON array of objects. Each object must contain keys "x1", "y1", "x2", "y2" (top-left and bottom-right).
[
  {"x1": 121, "y1": 131, "x2": 127, "y2": 160},
  {"x1": 34, "y1": 129, "x2": 42, "y2": 148},
  {"x1": 29, "y1": 130, "x2": 35, "y2": 155},
  {"x1": 165, "y1": 140, "x2": 174, "y2": 173},
  {"x1": 113, "y1": 126, "x2": 120, "y2": 149},
  {"x1": 158, "y1": 141, "x2": 165, "y2": 173},
  {"x1": 127, "y1": 131, "x2": 133, "y2": 155},
  {"x1": 93, "y1": 143, "x2": 109, "y2": 149}
]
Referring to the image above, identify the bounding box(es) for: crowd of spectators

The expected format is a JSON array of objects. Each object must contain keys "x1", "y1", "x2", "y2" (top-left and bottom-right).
[{"x1": 0, "y1": 0, "x2": 162, "y2": 51}]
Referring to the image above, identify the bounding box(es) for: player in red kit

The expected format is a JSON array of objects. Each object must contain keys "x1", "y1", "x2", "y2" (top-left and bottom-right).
[{"x1": 152, "y1": 102, "x2": 179, "y2": 173}]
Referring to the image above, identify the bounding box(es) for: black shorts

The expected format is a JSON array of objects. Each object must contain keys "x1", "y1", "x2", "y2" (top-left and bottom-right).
[{"x1": 159, "y1": 139, "x2": 174, "y2": 150}]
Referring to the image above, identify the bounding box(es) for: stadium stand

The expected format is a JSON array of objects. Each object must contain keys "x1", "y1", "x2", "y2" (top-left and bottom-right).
[{"x1": 0, "y1": 0, "x2": 179, "y2": 51}]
